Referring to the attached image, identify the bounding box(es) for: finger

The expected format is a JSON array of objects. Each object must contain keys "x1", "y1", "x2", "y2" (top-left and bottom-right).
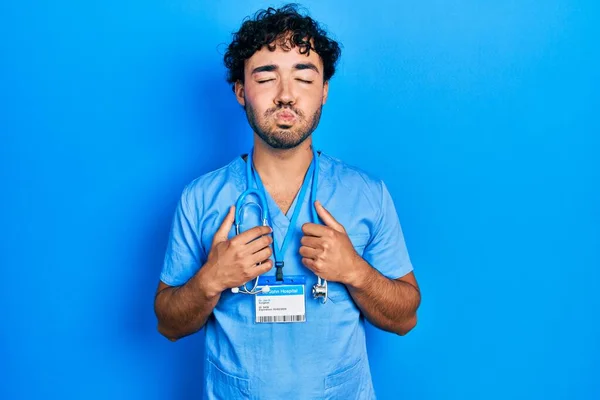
[
  {"x1": 301, "y1": 222, "x2": 330, "y2": 237},
  {"x1": 248, "y1": 259, "x2": 274, "y2": 279},
  {"x1": 212, "y1": 206, "x2": 235, "y2": 245},
  {"x1": 249, "y1": 246, "x2": 273, "y2": 266},
  {"x1": 245, "y1": 234, "x2": 273, "y2": 255},
  {"x1": 234, "y1": 225, "x2": 273, "y2": 245},
  {"x1": 315, "y1": 201, "x2": 345, "y2": 233},
  {"x1": 301, "y1": 257, "x2": 317, "y2": 272},
  {"x1": 299, "y1": 246, "x2": 319, "y2": 259},
  {"x1": 300, "y1": 236, "x2": 321, "y2": 249}
]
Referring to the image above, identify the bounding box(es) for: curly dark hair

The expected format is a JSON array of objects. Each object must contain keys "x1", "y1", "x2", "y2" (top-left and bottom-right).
[{"x1": 224, "y1": 4, "x2": 342, "y2": 91}]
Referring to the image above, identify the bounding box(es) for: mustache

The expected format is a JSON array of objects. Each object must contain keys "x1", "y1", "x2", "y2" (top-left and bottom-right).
[{"x1": 264, "y1": 105, "x2": 305, "y2": 118}]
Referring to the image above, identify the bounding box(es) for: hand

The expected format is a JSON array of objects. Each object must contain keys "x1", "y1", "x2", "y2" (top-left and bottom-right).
[
  {"x1": 204, "y1": 206, "x2": 274, "y2": 293},
  {"x1": 299, "y1": 201, "x2": 364, "y2": 285}
]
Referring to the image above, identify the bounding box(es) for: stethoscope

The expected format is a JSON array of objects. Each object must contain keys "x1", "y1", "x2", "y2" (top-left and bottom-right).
[{"x1": 230, "y1": 147, "x2": 328, "y2": 303}]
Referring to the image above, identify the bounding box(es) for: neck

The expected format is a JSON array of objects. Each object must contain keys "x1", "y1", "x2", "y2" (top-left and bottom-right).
[{"x1": 251, "y1": 135, "x2": 314, "y2": 186}]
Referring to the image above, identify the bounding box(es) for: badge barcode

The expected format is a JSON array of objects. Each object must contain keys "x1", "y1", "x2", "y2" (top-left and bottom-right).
[{"x1": 257, "y1": 315, "x2": 306, "y2": 323}]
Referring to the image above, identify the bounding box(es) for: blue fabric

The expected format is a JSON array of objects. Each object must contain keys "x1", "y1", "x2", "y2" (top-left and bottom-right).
[
  {"x1": 248, "y1": 146, "x2": 317, "y2": 272},
  {"x1": 160, "y1": 152, "x2": 414, "y2": 399}
]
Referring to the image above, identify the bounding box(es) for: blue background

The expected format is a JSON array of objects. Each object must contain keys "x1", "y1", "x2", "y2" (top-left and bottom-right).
[{"x1": 1, "y1": 1, "x2": 598, "y2": 399}]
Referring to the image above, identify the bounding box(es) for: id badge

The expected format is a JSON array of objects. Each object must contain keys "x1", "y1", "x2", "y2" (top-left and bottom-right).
[{"x1": 255, "y1": 276, "x2": 306, "y2": 323}]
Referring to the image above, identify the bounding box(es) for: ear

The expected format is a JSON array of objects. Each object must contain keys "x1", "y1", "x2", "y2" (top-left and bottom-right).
[
  {"x1": 322, "y1": 80, "x2": 329, "y2": 105},
  {"x1": 234, "y1": 81, "x2": 245, "y2": 107}
]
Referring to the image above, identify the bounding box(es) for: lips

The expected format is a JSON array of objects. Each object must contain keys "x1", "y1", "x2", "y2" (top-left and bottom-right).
[{"x1": 276, "y1": 111, "x2": 296, "y2": 121}]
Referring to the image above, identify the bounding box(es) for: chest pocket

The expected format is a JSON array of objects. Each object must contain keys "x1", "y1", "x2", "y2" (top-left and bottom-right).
[{"x1": 327, "y1": 233, "x2": 370, "y2": 303}]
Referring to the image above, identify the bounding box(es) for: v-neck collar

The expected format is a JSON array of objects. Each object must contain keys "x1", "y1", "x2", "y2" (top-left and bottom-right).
[
  {"x1": 236, "y1": 152, "x2": 322, "y2": 230},
  {"x1": 261, "y1": 173, "x2": 311, "y2": 230}
]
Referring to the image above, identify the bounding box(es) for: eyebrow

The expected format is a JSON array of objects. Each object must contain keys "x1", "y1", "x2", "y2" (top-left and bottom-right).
[{"x1": 251, "y1": 62, "x2": 320, "y2": 75}]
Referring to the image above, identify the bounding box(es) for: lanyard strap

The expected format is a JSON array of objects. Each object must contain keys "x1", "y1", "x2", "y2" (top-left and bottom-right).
[{"x1": 247, "y1": 147, "x2": 319, "y2": 281}]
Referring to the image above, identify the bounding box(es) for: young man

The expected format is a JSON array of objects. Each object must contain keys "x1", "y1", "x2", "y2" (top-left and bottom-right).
[{"x1": 154, "y1": 4, "x2": 420, "y2": 399}]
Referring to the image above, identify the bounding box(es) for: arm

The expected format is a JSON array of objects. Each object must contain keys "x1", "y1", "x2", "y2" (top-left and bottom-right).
[
  {"x1": 300, "y1": 192, "x2": 420, "y2": 336},
  {"x1": 154, "y1": 266, "x2": 222, "y2": 341},
  {"x1": 346, "y1": 265, "x2": 420, "y2": 335},
  {"x1": 154, "y1": 205, "x2": 273, "y2": 341}
]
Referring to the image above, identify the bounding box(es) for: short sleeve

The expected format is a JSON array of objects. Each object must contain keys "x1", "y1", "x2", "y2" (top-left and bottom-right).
[
  {"x1": 159, "y1": 185, "x2": 206, "y2": 286},
  {"x1": 362, "y1": 181, "x2": 414, "y2": 279}
]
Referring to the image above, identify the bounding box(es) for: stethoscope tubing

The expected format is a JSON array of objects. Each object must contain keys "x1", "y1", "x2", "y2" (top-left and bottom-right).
[{"x1": 231, "y1": 148, "x2": 327, "y2": 302}]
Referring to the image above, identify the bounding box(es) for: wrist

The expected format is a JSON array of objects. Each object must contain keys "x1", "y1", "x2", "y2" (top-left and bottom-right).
[
  {"x1": 344, "y1": 256, "x2": 372, "y2": 289},
  {"x1": 193, "y1": 262, "x2": 223, "y2": 299}
]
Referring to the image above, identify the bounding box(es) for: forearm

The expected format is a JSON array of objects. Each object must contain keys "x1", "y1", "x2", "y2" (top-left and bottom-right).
[
  {"x1": 346, "y1": 259, "x2": 420, "y2": 335},
  {"x1": 154, "y1": 265, "x2": 222, "y2": 341}
]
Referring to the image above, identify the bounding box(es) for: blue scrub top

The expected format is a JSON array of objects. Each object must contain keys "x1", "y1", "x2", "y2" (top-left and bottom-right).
[{"x1": 160, "y1": 151, "x2": 413, "y2": 400}]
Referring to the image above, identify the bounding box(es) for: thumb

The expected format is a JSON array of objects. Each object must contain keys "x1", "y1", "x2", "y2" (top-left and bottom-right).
[
  {"x1": 212, "y1": 206, "x2": 235, "y2": 245},
  {"x1": 315, "y1": 201, "x2": 344, "y2": 233}
]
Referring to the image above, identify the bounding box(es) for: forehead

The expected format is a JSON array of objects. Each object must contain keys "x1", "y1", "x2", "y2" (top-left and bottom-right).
[{"x1": 245, "y1": 43, "x2": 323, "y2": 73}]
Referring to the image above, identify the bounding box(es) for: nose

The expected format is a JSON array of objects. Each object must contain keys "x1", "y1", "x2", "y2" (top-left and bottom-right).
[{"x1": 274, "y1": 78, "x2": 296, "y2": 106}]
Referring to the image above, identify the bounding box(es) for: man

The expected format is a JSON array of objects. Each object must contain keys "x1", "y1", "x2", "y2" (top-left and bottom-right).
[{"x1": 154, "y1": 4, "x2": 420, "y2": 399}]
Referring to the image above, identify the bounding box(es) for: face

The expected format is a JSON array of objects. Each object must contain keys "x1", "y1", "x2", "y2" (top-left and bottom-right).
[{"x1": 235, "y1": 38, "x2": 329, "y2": 150}]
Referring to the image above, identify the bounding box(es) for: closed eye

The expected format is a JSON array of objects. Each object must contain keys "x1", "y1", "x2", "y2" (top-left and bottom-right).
[
  {"x1": 257, "y1": 79, "x2": 275, "y2": 84},
  {"x1": 296, "y1": 79, "x2": 313, "y2": 84}
]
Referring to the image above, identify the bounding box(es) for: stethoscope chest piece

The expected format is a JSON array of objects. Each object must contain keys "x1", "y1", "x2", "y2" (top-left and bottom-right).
[
  {"x1": 232, "y1": 147, "x2": 329, "y2": 304},
  {"x1": 312, "y1": 280, "x2": 328, "y2": 304}
]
